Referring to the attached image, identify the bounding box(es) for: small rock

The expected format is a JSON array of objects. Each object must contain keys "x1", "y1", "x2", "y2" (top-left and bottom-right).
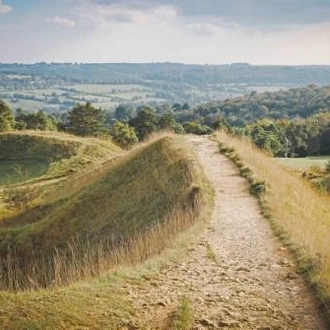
[
  {"x1": 236, "y1": 267, "x2": 250, "y2": 272},
  {"x1": 156, "y1": 301, "x2": 167, "y2": 307},
  {"x1": 285, "y1": 272, "x2": 299, "y2": 280},
  {"x1": 218, "y1": 320, "x2": 231, "y2": 327},
  {"x1": 280, "y1": 258, "x2": 290, "y2": 266},
  {"x1": 199, "y1": 318, "x2": 216, "y2": 327}
]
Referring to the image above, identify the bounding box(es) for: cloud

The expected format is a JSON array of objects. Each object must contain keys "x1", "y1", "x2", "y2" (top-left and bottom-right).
[
  {"x1": 47, "y1": 16, "x2": 75, "y2": 28},
  {"x1": 89, "y1": 0, "x2": 330, "y2": 28},
  {"x1": 0, "y1": 0, "x2": 12, "y2": 15},
  {"x1": 77, "y1": 2, "x2": 177, "y2": 30}
]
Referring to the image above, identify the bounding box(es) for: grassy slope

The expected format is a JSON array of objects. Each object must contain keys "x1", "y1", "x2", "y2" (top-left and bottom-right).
[
  {"x1": 0, "y1": 134, "x2": 208, "y2": 291},
  {"x1": 0, "y1": 131, "x2": 121, "y2": 183},
  {"x1": 215, "y1": 130, "x2": 330, "y2": 315},
  {"x1": 0, "y1": 134, "x2": 210, "y2": 329},
  {"x1": 0, "y1": 159, "x2": 49, "y2": 185}
]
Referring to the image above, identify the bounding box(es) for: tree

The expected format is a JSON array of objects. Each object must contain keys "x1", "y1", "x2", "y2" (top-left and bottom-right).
[
  {"x1": 158, "y1": 112, "x2": 184, "y2": 134},
  {"x1": 183, "y1": 121, "x2": 212, "y2": 135},
  {"x1": 182, "y1": 102, "x2": 190, "y2": 110},
  {"x1": 115, "y1": 104, "x2": 135, "y2": 122},
  {"x1": 129, "y1": 107, "x2": 158, "y2": 140},
  {"x1": 109, "y1": 121, "x2": 138, "y2": 149},
  {"x1": 246, "y1": 119, "x2": 284, "y2": 156},
  {"x1": 15, "y1": 109, "x2": 57, "y2": 131},
  {"x1": 67, "y1": 102, "x2": 108, "y2": 137},
  {"x1": 172, "y1": 103, "x2": 182, "y2": 112},
  {"x1": 0, "y1": 100, "x2": 15, "y2": 132}
]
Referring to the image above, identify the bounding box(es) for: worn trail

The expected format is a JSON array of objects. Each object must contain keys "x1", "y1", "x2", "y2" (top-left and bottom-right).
[{"x1": 128, "y1": 136, "x2": 326, "y2": 329}]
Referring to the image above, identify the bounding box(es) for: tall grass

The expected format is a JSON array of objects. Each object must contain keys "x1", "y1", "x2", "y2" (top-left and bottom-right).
[
  {"x1": 0, "y1": 206, "x2": 200, "y2": 291},
  {"x1": 0, "y1": 134, "x2": 206, "y2": 291},
  {"x1": 215, "y1": 130, "x2": 330, "y2": 313}
]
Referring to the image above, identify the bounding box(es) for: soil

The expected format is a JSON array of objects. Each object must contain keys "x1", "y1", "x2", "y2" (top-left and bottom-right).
[{"x1": 127, "y1": 136, "x2": 327, "y2": 329}]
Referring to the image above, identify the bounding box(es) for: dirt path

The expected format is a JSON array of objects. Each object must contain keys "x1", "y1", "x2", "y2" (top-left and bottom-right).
[{"x1": 128, "y1": 136, "x2": 326, "y2": 329}]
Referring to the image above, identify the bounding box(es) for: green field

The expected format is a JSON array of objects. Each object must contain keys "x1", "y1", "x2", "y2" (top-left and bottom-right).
[
  {"x1": 6, "y1": 99, "x2": 46, "y2": 111},
  {"x1": 67, "y1": 84, "x2": 151, "y2": 94},
  {"x1": 276, "y1": 156, "x2": 330, "y2": 170},
  {"x1": 0, "y1": 159, "x2": 49, "y2": 184}
]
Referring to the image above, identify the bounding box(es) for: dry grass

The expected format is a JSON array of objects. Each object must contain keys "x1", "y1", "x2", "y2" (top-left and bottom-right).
[
  {"x1": 0, "y1": 133, "x2": 213, "y2": 329},
  {"x1": 215, "y1": 130, "x2": 330, "y2": 313},
  {"x1": 0, "y1": 133, "x2": 207, "y2": 291}
]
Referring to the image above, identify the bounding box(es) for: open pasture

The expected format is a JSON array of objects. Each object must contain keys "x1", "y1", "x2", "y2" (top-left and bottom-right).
[{"x1": 276, "y1": 156, "x2": 330, "y2": 170}]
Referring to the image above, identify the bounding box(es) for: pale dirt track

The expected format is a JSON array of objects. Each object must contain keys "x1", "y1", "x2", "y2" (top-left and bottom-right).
[{"x1": 127, "y1": 136, "x2": 327, "y2": 329}]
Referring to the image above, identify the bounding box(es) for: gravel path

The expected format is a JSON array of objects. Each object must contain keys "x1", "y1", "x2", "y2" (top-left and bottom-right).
[{"x1": 128, "y1": 136, "x2": 326, "y2": 329}]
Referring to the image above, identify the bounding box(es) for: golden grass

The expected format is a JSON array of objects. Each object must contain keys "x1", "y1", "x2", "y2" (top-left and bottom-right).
[
  {"x1": 0, "y1": 133, "x2": 213, "y2": 329},
  {"x1": 0, "y1": 133, "x2": 208, "y2": 291},
  {"x1": 215, "y1": 130, "x2": 330, "y2": 312}
]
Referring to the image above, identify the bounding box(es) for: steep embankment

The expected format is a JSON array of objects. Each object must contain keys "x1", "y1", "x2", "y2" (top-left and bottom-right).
[{"x1": 0, "y1": 134, "x2": 205, "y2": 290}]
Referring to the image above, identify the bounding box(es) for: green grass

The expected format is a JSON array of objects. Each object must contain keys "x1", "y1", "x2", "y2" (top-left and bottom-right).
[
  {"x1": 206, "y1": 243, "x2": 219, "y2": 265},
  {"x1": 276, "y1": 156, "x2": 330, "y2": 170},
  {"x1": 6, "y1": 99, "x2": 46, "y2": 111},
  {"x1": 0, "y1": 272, "x2": 133, "y2": 330},
  {"x1": 171, "y1": 296, "x2": 194, "y2": 330},
  {"x1": 0, "y1": 159, "x2": 49, "y2": 184},
  {"x1": 0, "y1": 131, "x2": 121, "y2": 183}
]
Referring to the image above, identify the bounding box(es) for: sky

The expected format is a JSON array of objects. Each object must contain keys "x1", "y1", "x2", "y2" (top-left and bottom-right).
[{"x1": 0, "y1": 0, "x2": 330, "y2": 65}]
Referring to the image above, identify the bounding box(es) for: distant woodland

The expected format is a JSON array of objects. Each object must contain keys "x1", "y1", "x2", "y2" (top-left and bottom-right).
[{"x1": 0, "y1": 63, "x2": 329, "y2": 158}]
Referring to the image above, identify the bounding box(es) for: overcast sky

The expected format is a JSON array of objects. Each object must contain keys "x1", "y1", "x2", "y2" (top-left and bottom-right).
[{"x1": 0, "y1": 0, "x2": 329, "y2": 64}]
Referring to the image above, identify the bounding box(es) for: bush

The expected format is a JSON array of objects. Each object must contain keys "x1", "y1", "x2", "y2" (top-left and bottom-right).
[
  {"x1": 109, "y1": 121, "x2": 138, "y2": 149},
  {"x1": 250, "y1": 181, "x2": 266, "y2": 196}
]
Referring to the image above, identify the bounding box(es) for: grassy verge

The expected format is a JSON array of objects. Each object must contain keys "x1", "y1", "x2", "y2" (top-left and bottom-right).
[{"x1": 215, "y1": 130, "x2": 330, "y2": 321}]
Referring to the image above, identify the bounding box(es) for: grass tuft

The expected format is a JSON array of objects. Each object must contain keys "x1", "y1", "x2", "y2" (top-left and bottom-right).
[{"x1": 170, "y1": 295, "x2": 194, "y2": 330}]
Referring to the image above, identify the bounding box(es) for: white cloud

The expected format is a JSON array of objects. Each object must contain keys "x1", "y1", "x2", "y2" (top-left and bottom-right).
[
  {"x1": 0, "y1": 0, "x2": 12, "y2": 15},
  {"x1": 47, "y1": 16, "x2": 75, "y2": 28},
  {"x1": 77, "y1": 2, "x2": 177, "y2": 30}
]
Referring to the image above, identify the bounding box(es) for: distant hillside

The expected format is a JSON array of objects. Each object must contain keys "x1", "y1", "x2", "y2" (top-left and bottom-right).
[
  {"x1": 1, "y1": 62, "x2": 330, "y2": 85},
  {"x1": 1, "y1": 62, "x2": 330, "y2": 109},
  {"x1": 186, "y1": 84, "x2": 330, "y2": 126}
]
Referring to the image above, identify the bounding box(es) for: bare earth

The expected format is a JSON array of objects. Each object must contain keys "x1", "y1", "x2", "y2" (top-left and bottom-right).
[{"x1": 128, "y1": 136, "x2": 327, "y2": 329}]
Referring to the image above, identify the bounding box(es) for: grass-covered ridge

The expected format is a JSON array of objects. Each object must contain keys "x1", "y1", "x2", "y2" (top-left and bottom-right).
[
  {"x1": 215, "y1": 130, "x2": 330, "y2": 319},
  {"x1": 0, "y1": 131, "x2": 121, "y2": 184},
  {"x1": 0, "y1": 134, "x2": 206, "y2": 290}
]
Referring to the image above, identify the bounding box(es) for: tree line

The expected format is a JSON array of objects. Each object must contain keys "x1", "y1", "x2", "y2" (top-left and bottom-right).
[
  {"x1": 0, "y1": 99, "x2": 211, "y2": 150},
  {"x1": 1, "y1": 82, "x2": 329, "y2": 157},
  {"x1": 227, "y1": 113, "x2": 330, "y2": 157}
]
